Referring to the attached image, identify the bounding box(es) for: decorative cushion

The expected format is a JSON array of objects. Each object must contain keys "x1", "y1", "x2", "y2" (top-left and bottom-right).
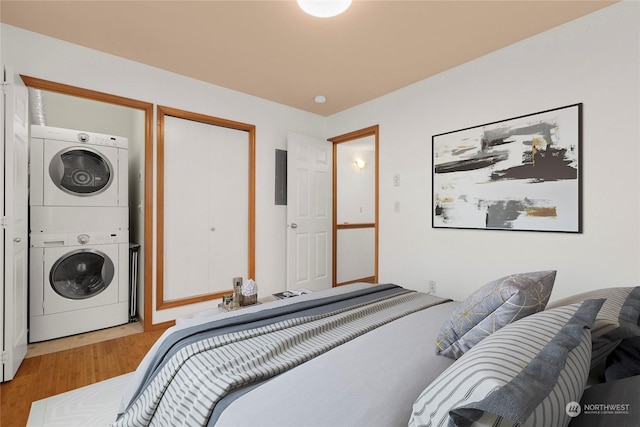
[
  {"x1": 605, "y1": 336, "x2": 640, "y2": 381},
  {"x1": 435, "y1": 270, "x2": 556, "y2": 359},
  {"x1": 547, "y1": 287, "x2": 640, "y2": 368},
  {"x1": 410, "y1": 299, "x2": 604, "y2": 427}
]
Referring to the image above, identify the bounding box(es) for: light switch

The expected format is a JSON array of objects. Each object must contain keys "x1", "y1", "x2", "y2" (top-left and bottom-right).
[{"x1": 393, "y1": 174, "x2": 401, "y2": 186}]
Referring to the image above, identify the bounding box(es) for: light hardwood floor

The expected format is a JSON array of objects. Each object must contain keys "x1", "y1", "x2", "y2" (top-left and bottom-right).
[
  {"x1": 0, "y1": 324, "x2": 168, "y2": 427},
  {"x1": 25, "y1": 322, "x2": 144, "y2": 358}
]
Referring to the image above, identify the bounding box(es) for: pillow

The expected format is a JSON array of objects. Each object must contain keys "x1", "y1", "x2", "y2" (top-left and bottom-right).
[
  {"x1": 435, "y1": 270, "x2": 556, "y2": 359},
  {"x1": 410, "y1": 299, "x2": 604, "y2": 427},
  {"x1": 605, "y1": 336, "x2": 640, "y2": 381},
  {"x1": 547, "y1": 287, "x2": 640, "y2": 368}
]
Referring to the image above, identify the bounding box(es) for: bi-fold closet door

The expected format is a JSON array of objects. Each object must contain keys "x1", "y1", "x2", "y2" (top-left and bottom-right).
[
  {"x1": 2, "y1": 69, "x2": 29, "y2": 382},
  {"x1": 161, "y1": 115, "x2": 249, "y2": 304}
]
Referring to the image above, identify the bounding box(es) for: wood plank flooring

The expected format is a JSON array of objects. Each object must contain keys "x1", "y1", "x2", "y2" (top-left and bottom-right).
[
  {"x1": 0, "y1": 326, "x2": 167, "y2": 427},
  {"x1": 26, "y1": 322, "x2": 144, "y2": 359}
]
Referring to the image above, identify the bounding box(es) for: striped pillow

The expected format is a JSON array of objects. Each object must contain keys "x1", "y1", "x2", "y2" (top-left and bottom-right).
[
  {"x1": 547, "y1": 287, "x2": 640, "y2": 368},
  {"x1": 435, "y1": 270, "x2": 556, "y2": 359},
  {"x1": 410, "y1": 299, "x2": 604, "y2": 427}
]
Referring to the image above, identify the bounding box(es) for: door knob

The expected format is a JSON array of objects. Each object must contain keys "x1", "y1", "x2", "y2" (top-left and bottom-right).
[
  {"x1": 13, "y1": 237, "x2": 21, "y2": 243},
  {"x1": 290, "y1": 223, "x2": 298, "y2": 229}
]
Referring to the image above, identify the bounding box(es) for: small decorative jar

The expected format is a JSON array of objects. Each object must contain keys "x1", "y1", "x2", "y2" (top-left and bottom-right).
[{"x1": 241, "y1": 279, "x2": 258, "y2": 306}]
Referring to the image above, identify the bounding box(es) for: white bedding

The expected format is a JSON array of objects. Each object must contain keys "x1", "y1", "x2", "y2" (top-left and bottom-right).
[
  {"x1": 119, "y1": 282, "x2": 401, "y2": 410},
  {"x1": 215, "y1": 299, "x2": 457, "y2": 427},
  {"x1": 118, "y1": 283, "x2": 458, "y2": 426}
]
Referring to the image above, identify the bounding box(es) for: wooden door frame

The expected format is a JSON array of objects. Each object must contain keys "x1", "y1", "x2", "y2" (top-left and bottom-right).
[
  {"x1": 328, "y1": 125, "x2": 379, "y2": 286},
  {"x1": 155, "y1": 105, "x2": 256, "y2": 311},
  {"x1": 19, "y1": 76, "x2": 156, "y2": 331}
]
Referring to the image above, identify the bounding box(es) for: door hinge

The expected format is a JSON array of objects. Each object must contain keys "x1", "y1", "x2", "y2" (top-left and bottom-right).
[
  {"x1": 1, "y1": 351, "x2": 8, "y2": 364},
  {"x1": 1, "y1": 216, "x2": 9, "y2": 229},
  {"x1": 1, "y1": 82, "x2": 9, "y2": 95}
]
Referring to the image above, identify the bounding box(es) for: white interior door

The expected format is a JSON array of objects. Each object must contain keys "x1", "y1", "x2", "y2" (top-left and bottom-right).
[
  {"x1": 286, "y1": 132, "x2": 332, "y2": 291},
  {"x1": 2, "y1": 68, "x2": 29, "y2": 382}
]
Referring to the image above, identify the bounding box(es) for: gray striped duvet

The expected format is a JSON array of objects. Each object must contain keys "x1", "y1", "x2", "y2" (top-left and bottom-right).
[{"x1": 114, "y1": 284, "x2": 452, "y2": 427}]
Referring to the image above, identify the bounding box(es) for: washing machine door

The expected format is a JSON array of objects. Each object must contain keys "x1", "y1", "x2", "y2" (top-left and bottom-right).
[
  {"x1": 49, "y1": 147, "x2": 114, "y2": 197},
  {"x1": 49, "y1": 249, "x2": 115, "y2": 299}
]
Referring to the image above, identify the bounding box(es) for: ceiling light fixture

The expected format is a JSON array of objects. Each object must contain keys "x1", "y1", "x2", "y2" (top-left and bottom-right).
[
  {"x1": 314, "y1": 95, "x2": 327, "y2": 104},
  {"x1": 297, "y1": 0, "x2": 352, "y2": 18}
]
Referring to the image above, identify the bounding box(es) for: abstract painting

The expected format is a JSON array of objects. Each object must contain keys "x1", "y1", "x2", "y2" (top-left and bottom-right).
[{"x1": 432, "y1": 104, "x2": 582, "y2": 232}]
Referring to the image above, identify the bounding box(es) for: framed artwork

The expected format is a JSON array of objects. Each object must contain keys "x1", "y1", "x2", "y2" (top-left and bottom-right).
[{"x1": 432, "y1": 103, "x2": 582, "y2": 232}]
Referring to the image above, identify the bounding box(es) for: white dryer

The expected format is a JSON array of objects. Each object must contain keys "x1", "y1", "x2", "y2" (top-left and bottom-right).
[
  {"x1": 29, "y1": 230, "x2": 129, "y2": 342},
  {"x1": 30, "y1": 125, "x2": 128, "y2": 208}
]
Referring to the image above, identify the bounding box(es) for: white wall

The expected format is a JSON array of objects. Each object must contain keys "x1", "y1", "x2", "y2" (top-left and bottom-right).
[
  {"x1": 336, "y1": 138, "x2": 376, "y2": 283},
  {"x1": 336, "y1": 140, "x2": 375, "y2": 223},
  {"x1": 327, "y1": 2, "x2": 640, "y2": 302},
  {"x1": 1, "y1": 24, "x2": 325, "y2": 324}
]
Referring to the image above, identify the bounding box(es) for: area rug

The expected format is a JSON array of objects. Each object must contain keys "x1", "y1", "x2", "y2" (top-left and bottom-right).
[{"x1": 27, "y1": 373, "x2": 131, "y2": 427}]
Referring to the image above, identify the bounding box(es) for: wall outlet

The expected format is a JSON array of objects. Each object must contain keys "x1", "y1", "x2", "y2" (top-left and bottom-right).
[{"x1": 428, "y1": 280, "x2": 437, "y2": 295}]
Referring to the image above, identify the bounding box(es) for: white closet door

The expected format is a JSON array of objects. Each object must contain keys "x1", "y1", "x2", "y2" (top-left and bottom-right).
[
  {"x1": 2, "y1": 69, "x2": 29, "y2": 382},
  {"x1": 163, "y1": 117, "x2": 248, "y2": 301}
]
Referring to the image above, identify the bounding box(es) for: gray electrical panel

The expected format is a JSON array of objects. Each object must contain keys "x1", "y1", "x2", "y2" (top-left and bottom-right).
[{"x1": 275, "y1": 149, "x2": 287, "y2": 205}]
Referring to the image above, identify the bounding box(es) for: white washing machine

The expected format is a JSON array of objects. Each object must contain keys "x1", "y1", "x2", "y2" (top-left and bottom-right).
[
  {"x1": 29, "y1": 230, "x2": 129, "y2": 342},
  {"x1": 30, "y1": 125, "x2": 128, "y2": 209}
]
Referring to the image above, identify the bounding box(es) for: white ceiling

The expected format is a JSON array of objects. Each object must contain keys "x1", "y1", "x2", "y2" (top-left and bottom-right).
[{"x1": 1, "y1": 0, "x2": 616, "y2": 116}]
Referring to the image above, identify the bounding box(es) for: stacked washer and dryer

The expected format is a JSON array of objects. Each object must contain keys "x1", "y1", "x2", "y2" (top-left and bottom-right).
[{"x1": 29, "y1": 125, "x2": 130, "y2": 342}]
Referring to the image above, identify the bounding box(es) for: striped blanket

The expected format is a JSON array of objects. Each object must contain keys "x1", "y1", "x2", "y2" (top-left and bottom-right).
[{"x1": 114, "y1": 285, "x2": 446, "y2": 427}]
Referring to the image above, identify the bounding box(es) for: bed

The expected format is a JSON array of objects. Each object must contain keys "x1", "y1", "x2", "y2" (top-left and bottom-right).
[
  {"x1": 115, "y1": 283, "x2": 457, "y2": 427},
  {"x1": 29, "y1": 271, "x2": 640, "y2": 427}
]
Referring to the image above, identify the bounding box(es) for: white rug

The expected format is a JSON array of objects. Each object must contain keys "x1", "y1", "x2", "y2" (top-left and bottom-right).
[{"x1": 27, "y1": 373, "x2": 132, "y2": 427}]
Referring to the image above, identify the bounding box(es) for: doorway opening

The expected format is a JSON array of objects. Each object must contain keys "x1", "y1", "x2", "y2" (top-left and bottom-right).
[{"x1": 329, "y1": 125, "x2": 379, "y2": 286}]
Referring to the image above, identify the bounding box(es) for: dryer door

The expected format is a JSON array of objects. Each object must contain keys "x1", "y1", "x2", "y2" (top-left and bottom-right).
[
  {"x1": 42, "y1": 139, "x2": 122, "y2": 207},
  {"x1": 43, "y1": 245, "x2": 120, "y2": 315},
  {"x1": 50, "y1": 148, "x2": 113, "y2": 196}
]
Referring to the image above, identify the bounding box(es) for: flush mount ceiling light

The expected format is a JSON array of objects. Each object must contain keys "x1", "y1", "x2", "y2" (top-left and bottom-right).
[
  {"x1": 314, "y1": 95, "x2": 327, "y2": 104},
  {"x1": 297, "y1": 0, "x2": 352, "y2": 18}
]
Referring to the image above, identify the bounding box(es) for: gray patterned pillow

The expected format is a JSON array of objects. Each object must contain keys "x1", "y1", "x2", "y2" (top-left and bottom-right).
[
  {"x1": 435, "y1": 270, "x2": 556, "y2": 359},
  {"x1": 410, "y1": 299, "x2": 604, "y2": 427},
  {"x1": 547, "y1": 286, "x2": 640, "y2": 368}
]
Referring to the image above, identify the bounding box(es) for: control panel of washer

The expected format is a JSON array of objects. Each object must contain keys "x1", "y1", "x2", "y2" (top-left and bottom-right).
[{"x1": 30, "y1": 230, "x2": 126, "y2": 248}]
